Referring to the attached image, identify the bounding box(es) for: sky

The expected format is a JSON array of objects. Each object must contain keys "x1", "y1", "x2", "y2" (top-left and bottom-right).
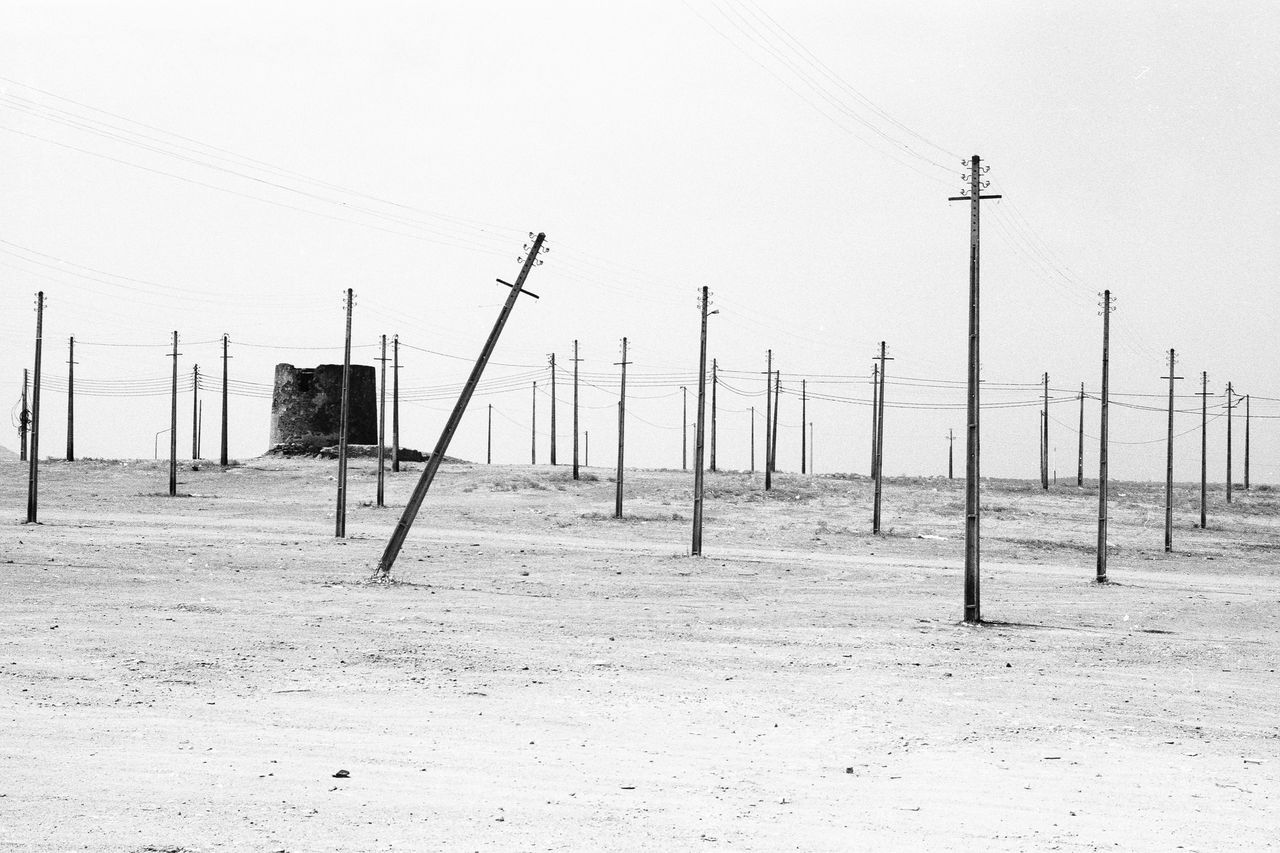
[{"x1": 1, "y1": 0, "x2": 1277, "y2": 485}]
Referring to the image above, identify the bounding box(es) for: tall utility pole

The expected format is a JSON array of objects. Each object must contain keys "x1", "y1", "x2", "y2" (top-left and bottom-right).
[
  {"x1": 20, "y1": 369, "x2": 29, "y2": 462},
  {"x1": 376, "y1": 231, "x2": 547, "y2": 579},
  {"x1": 681, "y1": 385, "x2": 688, "y2": 470},
  {"x1": 1198, "y1": 372, "x2": 1210, "y2": 529},
  {"x1": 391, "y1": 335, "x2": 401, "y2": 473},
  {"x1": 615, "y1": 337, "x2": 631, "y2": 518},
  {"x1": 168, "y1": 331, "x2": 179, "y2": 497},
  {"x1": 487, "y1": 404, "x2": 493, "y2": 464},
  {"x1": 709, "y1": 358, "x2": 718, "y2": 472},
  {"x1": 800, "y1": 378, "x2": 807, "y2": 474},
  {"x1": 1226, "y1": 382, "x2": 1234, "y2": 504},
  {"x1": 572, "y1": 340, "x2": 581, "y2": 480},
  {"x1": 531, "y1": 380, "x2": 537, "y2": 465},
  {"x1": 1244, "y1": 394, "x2": 1251, "y2": 490},
  {"x1": 191, "y1": 364, "x2": 201, "y2": 459},
  {"x1": 950, "y1": 155, "x2": 1002, "y2": 621},
  {"x1": 335, "y1": 288, "x2": 354, "y2": 539},
  {"x1": 763, "y1": 350, "x2": 773, "y2": 490},
  {"x1": 1096, "y1": 290, "x2": 1114, "y2": 582},
  {"x1": 870, "y1": 364, "x2": 879, "y2": 477},
  {"x1": 948, "y1": 429, "x2": 955, "y2": 479},
  {"x1": 26, "y1": 292, "x2": 45, "y2": 523},
  {"x1": 1041, "y1": 372, "x2": 1049, "y2": 489},
  {"x1": 65, "y1": 336, "x2": 76, "y2": 462},
  {"x1": 1077, "y1": 383, "x2": 1085, "y2": 487},
  {"x1": 220, "y1": 334, "x2": 230, "y2": 467},
  {"x1": 873, "y1": 342, "x2": 890, "y2": 534},
  {"x1": 1162, "y1": 349, "x2": 1182, "y2": 552},
  {"x1": 770, "y1": 372, "x2": 781, "y2": 478},
  {"x1": 548, "y1": 352, "x2": 557, "y2": 465},
  {"x1": 377, "y1": 334, "x2": 388, "y2": 508},
  {"x1": 693, "y1": 286, "x2": 715, "y2": 555}
]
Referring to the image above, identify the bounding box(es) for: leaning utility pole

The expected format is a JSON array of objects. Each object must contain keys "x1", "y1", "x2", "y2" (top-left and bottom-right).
[
  {"x1": 335, "y1": 289, "x2": 354, "y2": 538},
  {"x1": 1077, "y1": 383, "x2": 1085, "y2": 487},
  {"x1": 548, "y1": 352, "x2": 557, "y2": 465},
  {"x1": 1198, "y1": 372, "x2": 1210, "y2": 529},
  {"x1": 1096, "y1": 290, "x2": 1115, "y2": 582},
  {"x1": 800, "y1": 378, "x2": 807, "y2": 474},
  {"x1": 168, "y1": 331, "x2": 180, "y2": 496},
  {"x1": 20, "y1": 369, "x2": 29, "y2": 462},
  {"x1": 764, "y1": 349, "x2": 773, "y2": 490},
  {"x1": 220, "y1": 334, "x2": 230, "y2": 467},
  {"x1": 1041, "y1": 372, "x2": 1049, "y2": 489},
  {"x1": 948, "y1": 428, "x2": 955, "y2": 479},
  {"x1": 392, "y1": 335, "x2": 401, "y2": 473},
  {"x1": 615, "y1": 337, "x2": 631, "y2": 518},
  {"x1": 949, "y1": 155, "x2": 1001, "y2": 620},
  {"x1": 531, "y1": 380, "x2": 537, "y2": 465},
  {"x1": 572, "y1": 340, "x2": 581, "y2": 480},
  {"x1": 191, "y1": 364, "x2": 201, "y2": 459},
  {"x1": 66, "y1": 336, "x2": 76, "y2": 461},
  {"x1": 26, "y1": 293, "x2": 45, "y2": 523},
  {"x1": 1162, "y1": 349, "x2": 1182, "y2": 552},
  {"x1": 873, "y1": 342, "x2": 890, "y2": 534},
  {"x1": 376, "y1": 231, "x2": 547, "y2": 578},
  {"x1": 377, "y1": 334, "x2": 388, "y2": 508},
  {"x1": 1226, "y1": 382, "x2": 1234, "y2": 504},
  {"x1": 692, "y1": 286, "x2": 714, "y2": 555},
  {"x1": 709, "y1": 358, "x2": 718, "y2": 472},
  {"x1": 681, "y1": 385, "x2": 688, "y2": 470}
]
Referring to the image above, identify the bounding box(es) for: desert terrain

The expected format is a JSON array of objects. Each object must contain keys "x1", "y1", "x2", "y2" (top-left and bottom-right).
[{"x1": 1, "y1": 457, "x2": 1277, "y2": 851}]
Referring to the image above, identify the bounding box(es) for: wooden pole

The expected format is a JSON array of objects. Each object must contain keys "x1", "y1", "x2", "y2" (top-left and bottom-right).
[
  {"x1": 1162, "y1": 349, "x2": 1182, "y2": 552},
  {"x1": 191, "y1": 364, "x2": 200, "y2": 459},
  {"x1": 682, "y1": 385, "x2": 688, "y2": 470},
  {"x1": 531, "y1": 380, "x2": 537, "y2": 465},
  {"x1": 1226, "y1": 382, "x2": 1234, "y2": 504},
  {"x1": 1199, "y1": 372, "x2": 1209, "y2": 528},
  {"x1": 65, "y1": 336, "x2": 75, "y2": 462},
  {"x1": 764, "y1": 350, "x2": 773, "y2": 490},
  {"x1": 220, "y1": 334, "x2": 230, "y2": 467},
  {"x1": 26, "y1": 293, "x2": 44, "y2": 523},
  {"x1": 549, "y1": 352, "x2": 557, "y2": 465},
  {"x1": 873, "y1": 342, "x2": 888, "y2": 534},
  {"x1": 169, "y1": 331, "x2": 178, "y2": 497},
  {"x1": 377, "y1": 334, "x2": 387, "y2": 508},
  {"x1": 20, "y1": 369, "x2": 29, "y2": 462},
  {"x1": 1076, "y1": 382, "x2": 1084, "y2": 486},
  {"x1": 692, "y1": 286, "x2": 711, "y2": 555},
  {"x1": 709, "y1": 358, "x2": 717, "y2": 472},
  {"x1": 800, "y1": 378, "x2": 807, "y2": 474},
  {"x1": 572, "y1": 339, "x2": 581, "y2": 480},
  {"x1": 615, "y1": 337, "x2": 630, "y2": 518},
  {"x1": 392, "y1": 335, "x2": 401, "y2": 473},
  {"x1": 335, "y1": 288, "x2": 353, "y2": 538},
  {"x1": 1096, "y1": 291, "x2": 1113, "y2": 582}
]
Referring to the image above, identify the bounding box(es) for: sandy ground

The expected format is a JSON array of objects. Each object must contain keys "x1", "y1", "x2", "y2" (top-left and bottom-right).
[{"x1": 1, "y1": 457, "x2": 1277, "y2": 851}]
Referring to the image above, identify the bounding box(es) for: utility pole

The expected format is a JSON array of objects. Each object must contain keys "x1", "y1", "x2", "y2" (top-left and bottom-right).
[
  {"x1": 615, "y1": 337, "x2": 631, "y2": 518},
  {"x1": 693, "y1": 286, "x2": 715, "y2": 555},
  {"x1": 948, "y1": 429, "x2": 955, "y2": 479},
  {"x1": 220, "y1": 334, "x2": 230, "y2": 467},
  {"x1": 1041, "y1": 372, "x2": 1049, "y2": 489},
  {"x1": 392, "y1": 335, "x2": 401, "y2": 473},
  {"x1": 1197, "y1": 372, "x2": 1211, "y2": 529},
  {"x1": 549, "y1": 352, "x2": 557, "y2": 465},
  {"x1": 168, "y1": 331, "x2": 179, "y2": 497},
  {"x1": 1225, "y1": 382, "x2": 1234, "y2": 504},
  {"x1": 335, "y1": 288, "x2": 354, "y2": 538},
  {"x1": 770, "y1": 372, "x2": 781, "y2": 478},
  {"x1": 1244, "y1": 394, "x2": 1251, "y2": 490},
  {"x1": 487, "y1": 404, "x2": 493, "y2": 464},
  {"x1": 26, "y1": 292, "x2": 45, "y2": 524},
  {"x1": 531, "y1": 380, "x2": 537, "y2": 465},
  {"x1": 800, "y1": 378, "x2": 807, "y2": 474},
  {"x1": 66, "y1": 336, "x2": 76, "y2": 461},
  {"x1": 1096, "y1": 290, "x2": 1115, "y2": 582},
  {"x1": 710, "y1": 358, "x2": 718, "y2": 472},
  {"x1": 572, "y1": 340, "x2": 581, "y2": 480},
  {"x1": 750, "y1": 406, "x2": 755, "y2": 474},
  {"x1": 377, "y1": 334, "x2": 388, "y2": 508},
  {"x1": 764, "y1": 349, "x2": 773, "y2": 490},
  {"x1": 1162, "y1": 349, "x2": 1182, "y2": 552},
  {"x1": 375, "y1": 231, "x2": 547, "y2": 579},
  {"x1": 681, "y1": 385, "x2": 688, "y2": 470},
  {"x1": 873, "y1": 342, "x2": 891, "y2": 534},
  {"x1": 19, "y1": 369, "x2": 29, "y2": 462},
  {"x1": 1077, "y1": 383, "x2": 1084, "y2": 487},
  {"x1": 191, "y1": 364, "x2": 200, "y2": 459},
  {"x1": 949, "y1": 154, "x2": 1002, "y2": 621},
  {"x1": 870, "y1": 364, "x2": 879, "y2": 477}
]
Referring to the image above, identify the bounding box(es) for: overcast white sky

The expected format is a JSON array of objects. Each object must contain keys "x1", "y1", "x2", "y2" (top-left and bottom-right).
[{"x1": 2, "y1": 1, "x2": 1277, "y2": 484}]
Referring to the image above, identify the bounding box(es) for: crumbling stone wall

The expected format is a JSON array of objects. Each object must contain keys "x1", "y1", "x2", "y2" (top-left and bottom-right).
[{"x1": 269, "y1": 363, "x2": 377, "y2": 452}]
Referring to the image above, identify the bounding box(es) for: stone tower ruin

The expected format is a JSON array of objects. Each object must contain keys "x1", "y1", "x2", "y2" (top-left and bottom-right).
[{"x1": 269, "y1": 363, "x2": 377, "y2": 453}]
